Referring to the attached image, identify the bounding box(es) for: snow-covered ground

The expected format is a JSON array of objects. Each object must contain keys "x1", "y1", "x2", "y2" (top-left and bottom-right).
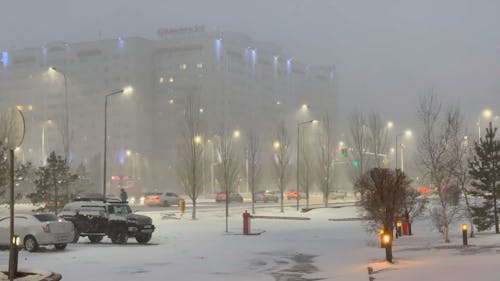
[{"x1": 0, "y1": 202, "x2": 499, "y2": 280}]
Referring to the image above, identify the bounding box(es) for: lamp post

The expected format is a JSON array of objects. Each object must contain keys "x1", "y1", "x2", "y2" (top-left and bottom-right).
[
  {"x1": 477, "y1": 109, "x2": 493, "y2": 139},
  {"x1": 297, "y1": 120, "x2": 316, "y2": 211},
  {"x1": 49, "y1": 67, "x2": 70, "y2": 163},
  {"x1": 103, "y1": 86, "x2": 133, "y2": 199},
  {"x1": 395, "y1": 130, "x2": 412, "y2": 171},
  {"x1": 41, "y1": 120, "x2": 53, "y2": 165}
]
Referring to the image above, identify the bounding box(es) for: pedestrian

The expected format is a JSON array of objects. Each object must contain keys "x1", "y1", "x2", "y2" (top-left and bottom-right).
[{"x1": 120, "y1": 188, "x2": 128, "y2": 202}]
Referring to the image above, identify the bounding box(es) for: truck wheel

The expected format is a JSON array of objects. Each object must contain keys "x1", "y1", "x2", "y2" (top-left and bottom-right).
[
  {"x1": 54, "y1": 243, "x2": 67, "y2": 250},
  {"x1": 111, "y1": 232, "x2": 128, "y2": 244},
  {"x1": 135, "y1": 234, "x2": 152, "y2": 244},
  {"x1": 88, "y1": 235, "x2": 104, "y2": 243},
  {"x1": 72, "y1": 230, "x2": 80, "y2": 243}
]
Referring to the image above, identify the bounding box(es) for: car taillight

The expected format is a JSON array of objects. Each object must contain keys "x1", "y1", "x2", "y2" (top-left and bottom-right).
[
  {"x1": 42, "y1": 224, "x2": 51, "y2": 233},
  {"x1": 153, "y1": 196, "x2": 160, "y2": 201}
]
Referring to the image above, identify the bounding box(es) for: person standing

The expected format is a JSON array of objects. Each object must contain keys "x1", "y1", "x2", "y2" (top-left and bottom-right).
[{"x1": 120, "y1": 188, "x2": 128, "y2": 202}]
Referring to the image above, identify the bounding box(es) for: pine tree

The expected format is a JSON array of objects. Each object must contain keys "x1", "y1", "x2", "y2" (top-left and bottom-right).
[
  {"x1": 28, "y1": 151, "x2": 76, "y2": 214},
  {"x1": 469, "y1": 122, "x2": 500, "y2": 233}
]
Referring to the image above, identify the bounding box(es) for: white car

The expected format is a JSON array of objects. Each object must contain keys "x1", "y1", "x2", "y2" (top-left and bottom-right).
[
  {"x1": 144, "y1": 192, "x2": 181, "y2": 207},
  {"x1": 0, "y1": 213, "x2": 74, "y2": 252}
]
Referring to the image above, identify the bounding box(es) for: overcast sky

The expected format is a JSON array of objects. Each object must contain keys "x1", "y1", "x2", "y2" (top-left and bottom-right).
[{"x1": 1, "y1": 0, "x2": 499, "y2": 133}]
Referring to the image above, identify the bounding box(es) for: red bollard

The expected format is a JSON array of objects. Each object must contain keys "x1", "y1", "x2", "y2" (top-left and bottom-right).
[{"x1": 243, "y1": 211, "x2": 251, "y2": 235}]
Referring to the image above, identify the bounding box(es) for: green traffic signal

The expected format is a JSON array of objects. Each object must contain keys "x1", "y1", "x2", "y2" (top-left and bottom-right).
[{"x1": 353, "y1": 161, "x2": 359, "y2": 167}]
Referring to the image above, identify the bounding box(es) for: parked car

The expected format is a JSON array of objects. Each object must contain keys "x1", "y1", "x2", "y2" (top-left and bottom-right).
[
  {"x1": 215, "y1": 192, "x2": 244, "y2": 203},
  {"x1": 144, "y1": 192, "x2": 180, "y2": 207},
  {"x1": 253, "y1": 190, "x2": 280, "y2": 203},
  {"x1": 0, "y1": 213, "x2": 74, "y2": 252},
  {"x1": 62, "y1": 199, "x2": 155, "y2": 244},
  {"x1": 285, "y1": 190, "x2": 306, "y2": 200}
]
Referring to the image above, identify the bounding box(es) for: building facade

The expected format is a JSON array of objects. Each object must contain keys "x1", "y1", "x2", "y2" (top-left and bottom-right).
[{"x1": 0, "y1": 27, "x2": 337, "y2": 196}]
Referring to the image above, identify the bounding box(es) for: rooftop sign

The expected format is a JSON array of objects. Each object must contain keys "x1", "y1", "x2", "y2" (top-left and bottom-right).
[{"x1": 157, "y1": 25, "x2": 205, "y2": 38}]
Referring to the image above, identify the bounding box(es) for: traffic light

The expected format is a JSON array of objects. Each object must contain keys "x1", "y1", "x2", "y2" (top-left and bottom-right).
[
  {"x1": 353, "y1": 161, "x2": 359, "y2": 167},
  {"x1": 340, "y1": 148, "x2": 347, "y2": 158}
]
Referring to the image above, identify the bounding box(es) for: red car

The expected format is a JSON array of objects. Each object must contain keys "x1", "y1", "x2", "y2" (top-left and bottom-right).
[{"x1": 284, "y1": 190, "x2": 306, "y2": 200}]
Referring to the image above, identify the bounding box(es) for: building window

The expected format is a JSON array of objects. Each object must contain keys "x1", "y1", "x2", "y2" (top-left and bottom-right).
[
  {"x1": 196, "y1": 63, "x2": 203, "y2": 69},
  {"x1": 179, "y1": 64, "x2": 187, "y2": 70}
]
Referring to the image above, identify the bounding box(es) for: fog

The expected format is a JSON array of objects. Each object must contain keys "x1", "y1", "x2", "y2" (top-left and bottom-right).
[
  {"x1": 1, "y1": 0, "x2": 500, "y2": 193},
  {"x1": 2, "y1": 1, "x2": 499, "y2": 128}
]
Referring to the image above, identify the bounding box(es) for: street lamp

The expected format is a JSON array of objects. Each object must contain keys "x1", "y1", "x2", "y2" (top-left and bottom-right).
[
  {"x1": 103, "y1": 86, "x2": 133, "y2": 199},
  {"x1": 395, "y1": 130, "x2": 412, "y2": 171},
  {"x1": 297, "y1": 120, "x2": 317, "y2": 211},
  {"x1": 41, "y1": 120, "x2": 53, "y2": 165},
  {"x1": 477, "y1": 109, "x2": 493, "y2": 139},
  {"x1": 49, "y1": 67, "x2": 70, "y2": 163}
]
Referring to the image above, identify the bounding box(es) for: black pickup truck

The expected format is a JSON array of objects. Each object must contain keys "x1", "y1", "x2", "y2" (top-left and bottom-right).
[{"x1": 61, "y1": 198, "x2": 155, "y2": 244}]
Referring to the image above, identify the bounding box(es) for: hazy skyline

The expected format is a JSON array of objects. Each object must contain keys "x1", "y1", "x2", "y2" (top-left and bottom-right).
[{"x1": 1, "y1": 0, "x2": 499, "y2": 133}]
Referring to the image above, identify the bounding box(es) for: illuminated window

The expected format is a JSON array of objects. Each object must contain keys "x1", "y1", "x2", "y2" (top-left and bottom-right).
[
  {"x1": 196, "y1": 63, "x2": 203, "y2": 69},
  {"x1": 179, "y1": 64, "x2": 187, "y2": 70}
]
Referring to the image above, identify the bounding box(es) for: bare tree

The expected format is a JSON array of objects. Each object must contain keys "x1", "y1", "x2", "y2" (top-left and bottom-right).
[
  {"x1": 349, "y1": 111, "x2": 368, "y2": 180},
  {"x1": 273, "y1": 121, "x2": 292, "y2": 213},
  {"x1": 299, "y1": 133, "x2": 315, "y2": 209},
  {"x1": 355, "y1": 168, "x2": 411, "y2": 263},
  {"x1": 247, "y1": 131, "x2": 261, "y2": 214},
  {"x1": 366, "y1": 112, "x2": 390, "y2": 168},
  {"x1": 215, "y1": 129, "x2": 240, "y2": 232},
  {"x1": 402, "y1": 188, "x2": 428, "y2": 235},
  {"x1": 450, "y1": 123, "x2": 475, "y2": 237},
  {"x1": 178, "y1": 95, "x2": 204, "y2": 220},
  {"x1": 317, "y1": 112, "x2": 335, "y2": 207},
  {"x1": 416, "y1": 94, "x2": 462, "y2": 242}
]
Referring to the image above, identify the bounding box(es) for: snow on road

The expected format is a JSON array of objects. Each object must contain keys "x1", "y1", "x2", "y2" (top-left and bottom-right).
[{"x1": 0, "y1": 203, "x2": 499, "y2": 280}]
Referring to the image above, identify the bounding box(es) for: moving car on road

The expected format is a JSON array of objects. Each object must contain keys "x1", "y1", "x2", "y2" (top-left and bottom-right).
[
  {"x1": 253, "y1": 190, "x2": 280, "y2": 203},
  {"x1": 215, "y1": 192, "x2": 244, "y2": 203},
  {"x1": 0, "y1": 213, "x2": 74, "y2": 252},
  {"x1": 285, "y1": 190, "x2": 306, "y2": 200},
  {"x1": 144, "y1": 192, "x2": 180, "y2": 207}
]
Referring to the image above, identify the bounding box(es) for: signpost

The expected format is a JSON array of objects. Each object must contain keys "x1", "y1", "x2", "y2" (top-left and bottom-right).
[{"x1": 0, "y1": 108, "x2": 25, "y2": 281}]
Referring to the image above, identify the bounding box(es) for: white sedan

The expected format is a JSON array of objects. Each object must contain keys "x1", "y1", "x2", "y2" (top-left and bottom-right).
[{"x1": 0, "y1": 213, "x2": 74, "y2": 252}]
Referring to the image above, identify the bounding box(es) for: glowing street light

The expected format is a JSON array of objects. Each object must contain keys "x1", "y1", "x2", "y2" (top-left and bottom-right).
[
  {"x1": 297, "y1": 119, "x2": 317, "y2": 211},
  {"x1": 395, "y1": 129, "x2": 412, "y2": 171},
  {"x1": 478, "y1": 109, "x2": 494, "y2": 138},
  {"x1": 233, "y1": 130, "x2": 240, "y2": 139},
  {"x1": 103, "y1": 86, "x2": 134, "y2": 198},
  {"x1": 49, "y1": 66, "x2": 70, "y2": 163},
  {"x1": 273, "y1": 141, "x2": 280, "y2": 150},
  {"x1": 387, "y1": 121, "x2": 394, "y2": 129},
  {"x1": 193, "y1": 135, "x2": 203, "y2": 144}
]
